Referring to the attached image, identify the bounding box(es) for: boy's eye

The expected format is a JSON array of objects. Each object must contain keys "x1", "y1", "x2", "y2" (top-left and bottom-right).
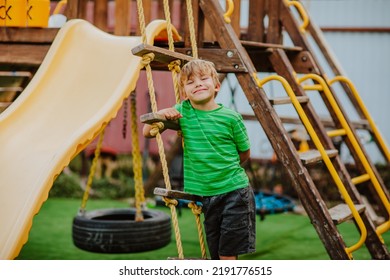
[{"x1": 186, "y1": 80, "x2": 193, "y2": 84}]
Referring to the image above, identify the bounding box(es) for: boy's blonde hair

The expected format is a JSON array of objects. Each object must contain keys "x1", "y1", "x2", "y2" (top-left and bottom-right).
[{"x1": 178, "y1": 59, "x2": 221, "y2": 97}]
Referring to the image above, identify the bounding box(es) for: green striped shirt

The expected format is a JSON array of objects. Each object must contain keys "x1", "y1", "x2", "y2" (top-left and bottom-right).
[{"x1": 175, "y1": 100, "x2": 250, "y2": 196}]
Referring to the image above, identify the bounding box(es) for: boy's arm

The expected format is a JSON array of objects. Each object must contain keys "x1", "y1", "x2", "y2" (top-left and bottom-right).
[
  {"x1": 142, "y1": 108, "x2": 182, "y2": 138},
  {"x1": 239, "y1": 149, "x2": 250, "y2": 165}
]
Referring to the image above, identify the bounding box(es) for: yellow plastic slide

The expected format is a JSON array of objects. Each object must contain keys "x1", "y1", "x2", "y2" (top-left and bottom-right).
[{"x1": 0, "y1": 19, "x2": 178, "y2": 259}]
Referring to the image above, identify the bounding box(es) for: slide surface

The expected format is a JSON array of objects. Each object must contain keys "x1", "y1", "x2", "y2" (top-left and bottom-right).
[{"x1": 0, "y1": 19, "x2": 177, "y2": 259}]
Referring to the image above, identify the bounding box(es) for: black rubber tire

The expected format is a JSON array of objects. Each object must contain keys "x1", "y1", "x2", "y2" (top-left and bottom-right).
[{"x1": 72, "y1": 208, "x2": 171, "y2": 253}]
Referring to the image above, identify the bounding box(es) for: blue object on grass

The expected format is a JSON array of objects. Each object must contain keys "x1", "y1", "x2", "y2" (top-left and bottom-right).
[{"x1": 254, "y1": 191, "x2": 295, "y2": 220}]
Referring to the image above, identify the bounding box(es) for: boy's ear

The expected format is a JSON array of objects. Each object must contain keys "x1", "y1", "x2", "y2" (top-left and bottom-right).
[{"x1": 215, "y1": 83, "x2": 221, "y2": 92}]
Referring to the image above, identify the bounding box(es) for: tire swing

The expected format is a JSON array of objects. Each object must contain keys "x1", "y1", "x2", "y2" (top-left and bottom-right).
[{"x1": 72, "y1": 94, "x2": 171, "y2": 254}]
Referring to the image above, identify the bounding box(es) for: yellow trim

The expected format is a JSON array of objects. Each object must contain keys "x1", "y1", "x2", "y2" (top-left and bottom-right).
[
  {"x1": 300, "y1": 73, "x2": 390, "y2": 239},
  {"x1": 351, "y1": 174, "x2": 370, "y2": 185},
  {"x1": 223, "y1": 0, "x2": 234, "y2": 24},
  {"x1": 327, "y1": 128, "x2": 347, "y2": 138},
  {"x1": 53, "y1": 0, "x2": 67, "y2": 15},
  {"x1": 253, "y1": 72, "x2": 367, "y2": 259},
  {"x1": 285, "y1": 0, "x2": 309, "y2": 33},
  {"x1": 328, "y1": 76, "x2": 390, "y2": 163}
]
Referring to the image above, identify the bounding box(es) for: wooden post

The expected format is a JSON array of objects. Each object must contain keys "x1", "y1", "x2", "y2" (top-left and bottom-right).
[
  {"x1": 114, "y1": 0, "x2": 129, "y2": 35},
  {"x1": 247, "y1": 0, "x2": 266, "y2": 42},
  {"x1": 94, "y1": 0, "x2": 108, "y2": 31},
  {"x1": 266, "y1": 0, "x2": 282, "y2": 44}
]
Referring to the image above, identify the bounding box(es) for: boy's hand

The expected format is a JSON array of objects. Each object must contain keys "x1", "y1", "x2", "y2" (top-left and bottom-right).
[{"x1": 158, "y1": 108, "x2": 182, "y2": 120}]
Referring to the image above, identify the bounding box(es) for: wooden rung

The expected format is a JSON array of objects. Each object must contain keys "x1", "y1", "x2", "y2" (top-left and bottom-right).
[
  {"x1": 298, "y1": 149, "x2": 338, "y2": 165},
  {"x1": 0, "y1": 71, "x2": 32, "y2": 78},
  {"x1": 240, "y1": 40, "x2": 303, "y2": 52},
  {"x1": 0, "y1": 87, "x2": 23, "y2": 92},
  {"x1": 329, "y1": 203, "x2": 366, "y2": 225},
  {"x1": 140, "y1": 112, "x2": 180, "y2": 131},
  {"x1": 0, "y1": 102, "x2": 12, "y2": 108},
  {"x1": 154, "y1": 187, "x2": 203, "y2": 203},
  {"x1": 132, "y1": 44, "x2": 194, "y2": 68},
  {"x1": 269, "y1": 96, "x2": 309, "y2": 105}
]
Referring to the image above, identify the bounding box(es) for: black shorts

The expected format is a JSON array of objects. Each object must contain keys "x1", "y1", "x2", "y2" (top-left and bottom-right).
[{"x1": 202, "y1": 186, "x2": 256, "y2": 259}]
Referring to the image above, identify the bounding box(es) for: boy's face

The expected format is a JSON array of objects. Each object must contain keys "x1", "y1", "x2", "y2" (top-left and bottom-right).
[{"x1": 183, "y1": 74, "x2": 220, "y2": 106}]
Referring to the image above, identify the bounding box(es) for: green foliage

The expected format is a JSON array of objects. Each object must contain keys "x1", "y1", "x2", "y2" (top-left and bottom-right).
[
  {"x1": 91, "y1": 177, "x2": 134, "y2": 199},
  {"x1": 49, "y1": 172, "x2": 83, "y2": 198}
]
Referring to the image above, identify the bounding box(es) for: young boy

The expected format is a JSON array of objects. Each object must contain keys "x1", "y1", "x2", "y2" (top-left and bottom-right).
[{"x1": 143, "y1": 59, "x2": 255, "y2": 260}]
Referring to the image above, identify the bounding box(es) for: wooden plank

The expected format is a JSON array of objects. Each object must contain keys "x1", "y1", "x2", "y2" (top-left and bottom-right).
[
  {"x1": 299, "y1": 149, "x2": 338, "y2": 165},
  {"x1": 0, "y1": 87, "x2": 23, "y2": 93},
  {"x1": 0, "y1": 44, "x2": 50, "y2": 66},
  {"x1": 0, "y1": 27, "x2": 59, "y2": 43},
  {"x1": 140, "y1": 112, "x2": 181, "y2": 131},
  {"x1": 0, "y1": 71, "x2": 32, "y2": 78},
  {"x1": 131, "y1": 44, "x2": 194, "y2": 69},
  {"x1": 240, "y1": 40, "x2": 303, "y2": 52},
  {"x1": 269, "y1": 95, "x2": 309, "y2": 105},
  {"x1": 329, "y1": 203, "x2": 365, "y2": 225},
  {"x1": 154, "y1": 187, "x2": 203, "y2": 203},
  {"x1": 174, "y1": 48, "x2": 247, "y2": 72},
  {"x1": 0, "y1": 102, "x2": 12, "y2": 108},
  {"x1": 240, "y1": 42, "x2": 317, "y2": 73}
]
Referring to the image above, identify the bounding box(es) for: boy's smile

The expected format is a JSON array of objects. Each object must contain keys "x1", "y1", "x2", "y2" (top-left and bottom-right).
[{"x1": 184, "y1": 76, "x2": 220, "y2": 110}]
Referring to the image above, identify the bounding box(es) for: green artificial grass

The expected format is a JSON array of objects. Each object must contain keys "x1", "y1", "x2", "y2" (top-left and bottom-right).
[{"x1": 16, "y1": 198, "x2": 389, "y2": 260}]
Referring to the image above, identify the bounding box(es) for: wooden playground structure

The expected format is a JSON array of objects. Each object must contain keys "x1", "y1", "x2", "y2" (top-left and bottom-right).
[{"x1": 1, "y1": 0, "x2": 390, "y2": 260}]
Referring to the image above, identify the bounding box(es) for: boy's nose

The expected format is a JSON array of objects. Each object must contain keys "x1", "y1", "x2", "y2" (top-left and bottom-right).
[{"x1": 194, "y1": 79, "x2": 202, "y2": 86}]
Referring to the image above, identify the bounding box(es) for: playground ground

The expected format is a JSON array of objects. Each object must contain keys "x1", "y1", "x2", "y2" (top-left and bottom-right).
[{"x1": 16, "y1": 197, "x2": 390, "y2": 260}]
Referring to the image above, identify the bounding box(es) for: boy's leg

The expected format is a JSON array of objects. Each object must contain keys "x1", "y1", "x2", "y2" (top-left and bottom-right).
[
  {"x1": 202, "y1": 187, "x2": 256, "y2": 260},
  {"x1": 202, "y1": 195, "x2": 223, "y2": 260},
  {"x1": 218, "y1": 187, "x2": 256, "y2": 258}
]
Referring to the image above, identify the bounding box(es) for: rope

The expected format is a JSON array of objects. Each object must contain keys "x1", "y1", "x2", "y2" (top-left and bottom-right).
[
  {"x1": 188, "y1": 202, "x2": 207, "y2": 259},
  {"x1": 130, "y1": 92, "x2": 146, "y2": 222},
  {"x1": 136, "y1": 0, "x2": 184, "y2": 259},
  {"x1": 163, "y1": 0, "x2": 182, "y2": 104},
  {"x1": 185, "y1": 0, "x2": 198, "y2": 59},
  {"x1": 79, "y1": 127, "x2": 106, "y2": 213},
  {"x1": 182, "y1": 0, "x2": 208, "y2": 259},
  {"x1": 136, "y1": 0, "x2": 209, "y2": 259}
]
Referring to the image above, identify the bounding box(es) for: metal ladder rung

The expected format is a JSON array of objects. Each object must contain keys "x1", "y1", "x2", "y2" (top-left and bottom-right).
[
  {"x1": 329, "y1": 203, "x2": 366, "y2": 225},
  {"x1": 351, "y1": 173, "x2": 371, "y2": 185},
  {"x1": 269, "y1": 96, "x2": 309, "y2": 105},
  {"x1": 298, "y1": 149, "x2": 338, "y2": 165},
  {"x1": 327, "y1": 128, "x2": 347, "y2": 138},
  {"x1": 302, "y1": 84, "x2": 323, "y2": 91}
]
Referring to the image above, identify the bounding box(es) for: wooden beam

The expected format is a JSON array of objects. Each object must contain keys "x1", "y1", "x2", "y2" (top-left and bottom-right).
[
  {"x1": 0, "y1": 27, "x2": 58, "y2": 43},
  {"x1": 0, "y1": 44, "x2": 50, "y2": 66},
  {"x1": 247, "y1": 0, "x2": 266, "y2": 41}
]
